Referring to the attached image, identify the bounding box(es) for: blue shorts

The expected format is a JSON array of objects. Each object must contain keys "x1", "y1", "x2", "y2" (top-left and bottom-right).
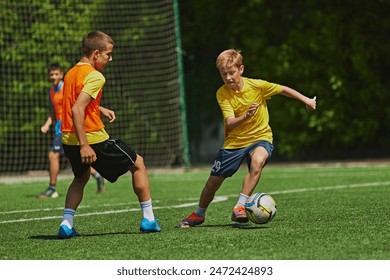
[
  {"x1": 50, "y1": 134, "x2": 64, "y2": 155},
  {"x1": 210, "y1": 140, "x2": 274, "y2": 177}
]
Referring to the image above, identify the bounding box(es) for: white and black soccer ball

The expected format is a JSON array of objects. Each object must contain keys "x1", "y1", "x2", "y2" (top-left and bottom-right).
[{"x1": 245, "y1": 192, "x2": 277, "y2": 224}]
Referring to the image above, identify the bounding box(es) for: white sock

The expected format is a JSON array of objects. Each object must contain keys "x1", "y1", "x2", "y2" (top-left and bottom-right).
[
  {"x1": 235, "y1": 193, "x2": 249, "y2": 207},
  {"x1": 140, "y1": 199, "x2": 155, "y2": 221},
  {"x1": 93, "y1": 171, "x2": 101, "y2": 179},
  {"x1": 60, "y1": 208, "x2": 75, "y2": 228},
  {"x1": 195, "y1": 206, "x2": 207, "y2": 217}
]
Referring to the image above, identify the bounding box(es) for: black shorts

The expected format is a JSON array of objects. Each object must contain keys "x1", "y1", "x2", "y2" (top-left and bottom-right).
[{"x1": 63, "y1": 138, "x2": 137, "y2": 183}]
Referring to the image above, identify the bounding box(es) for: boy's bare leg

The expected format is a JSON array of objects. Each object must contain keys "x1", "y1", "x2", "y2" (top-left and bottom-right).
[
  {"x1": 241, "y1": 147, "x2": 268, "y2": 196},
  {"x1": 130, "y1": 155, "x2": 151, "y2": 202},
  {"x1": 64, "y1": 169, "x2": 90, "y2": 210},
  {"x1": 48, "y1": 151, "x2": 60, "y2": 186},
  {"x1": 36, "y1": 151, "x2": 61, "y2": 199},
  {"x1": 198, "y1": 175, "x2": 225, "y2": 208},
  {"x1": 130, "y1": 155, "x2": 160, "y2": 232},
  {"x1": 177, "y1": 176, "x2": 225, "y2": 228}
]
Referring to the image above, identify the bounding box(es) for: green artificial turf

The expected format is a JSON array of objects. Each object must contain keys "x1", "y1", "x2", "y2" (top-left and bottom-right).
[{"x1": 1, "y1": 163, "x2": 390, "y2": 260}]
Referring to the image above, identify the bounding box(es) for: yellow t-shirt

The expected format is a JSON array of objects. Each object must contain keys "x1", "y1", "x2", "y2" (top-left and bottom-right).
[
  {"x1": 62, "y1": 62, "x2": 109, "y2": 145},
  {"x1": 217, "y1": 77, "x2": 282, "y2": 149}
]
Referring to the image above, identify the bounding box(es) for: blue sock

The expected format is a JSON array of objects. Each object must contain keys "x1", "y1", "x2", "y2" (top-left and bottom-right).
[{"x1": 195, "y1": 206, "x2": 207, "y2": 217}]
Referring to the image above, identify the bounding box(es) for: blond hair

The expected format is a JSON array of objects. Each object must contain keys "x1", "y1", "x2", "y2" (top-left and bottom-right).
[{"x1": 216, "y1": 49, "x2": 243, "y2": 70}]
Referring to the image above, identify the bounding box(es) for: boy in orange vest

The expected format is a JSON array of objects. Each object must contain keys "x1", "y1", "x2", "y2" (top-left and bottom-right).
[
  {"x1": 37, "y1": 63, "x2": 105, "y2": 199},
  {"x1": 58, "y1": 31, "x2": 160, "y2": 238}
]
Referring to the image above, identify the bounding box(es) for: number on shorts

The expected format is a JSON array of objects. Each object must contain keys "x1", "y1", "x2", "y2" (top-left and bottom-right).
[{"x1": 211, "y1": 160, "x2": 221, "y2": 173}]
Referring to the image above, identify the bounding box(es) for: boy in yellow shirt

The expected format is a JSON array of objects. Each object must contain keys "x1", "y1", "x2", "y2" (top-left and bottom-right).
[{"x1": 178, "y1": 49, "x2": 316, "y2": 227}]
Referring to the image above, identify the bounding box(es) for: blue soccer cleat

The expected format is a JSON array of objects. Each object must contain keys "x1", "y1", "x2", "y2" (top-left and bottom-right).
[
  {"x1": 57, "y1": 224, "x2": 79, "y2": 239},
  {"x1": 139, "y1": 217, "x2": 161, "y2": 233}
]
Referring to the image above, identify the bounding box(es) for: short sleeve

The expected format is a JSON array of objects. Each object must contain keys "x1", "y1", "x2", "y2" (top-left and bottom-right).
[{"x1": 82, "y1": 71, "x2": 106, "y2": 99}]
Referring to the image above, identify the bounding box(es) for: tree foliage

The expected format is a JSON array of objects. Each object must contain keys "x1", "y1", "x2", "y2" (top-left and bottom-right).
[
  {"x1": 1, "y1": 0, "x2": 389, "y2": 172},
  {"x1": 180, "y1": 0, "x2": 390, "y2": 160},
  {"x1": 0, "y1": 0, "x2": 183, "y2": 172},
  {"x1": 0, "y1": 0, "x2": 97, "y2": 171}
]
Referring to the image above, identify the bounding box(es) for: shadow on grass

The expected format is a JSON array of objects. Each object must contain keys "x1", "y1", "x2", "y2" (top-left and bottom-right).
[
  {"x1": 29, "y1": 231, "x2": 139, "y2": 240},
  {"x1": 29, "y1": 224, "x2": 268, "y2": 240},
  {"x1": 192, "y1": 223, "x2": 270, "y2": 230}
]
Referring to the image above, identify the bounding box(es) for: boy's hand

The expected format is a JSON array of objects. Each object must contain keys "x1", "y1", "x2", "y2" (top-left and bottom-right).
[
  {"x1": 100, "y1": 106, "x2": 116, "y2": 123},
  {"x1": 246, "y1": 103, "x2": 260, "y2": 118},
  {"x1": 306, "y1": 96, "x2": 316, "y2": 111},
  {"x1": 41, "y1": 124, "x2": 50, "y2": 133},
  {"x1": 80, "y1": 144, "x2": 97, "y2": 164}
]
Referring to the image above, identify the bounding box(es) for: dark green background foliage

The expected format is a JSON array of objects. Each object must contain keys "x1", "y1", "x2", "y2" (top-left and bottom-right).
[
  {"x1": 179, "y1": 0, "x2": 390, "y2": 161},
  {"x1": 0, "y1": 0, "x2": 95, "y2": 171},
  {"x1": 0, "y1": 0, "x2": 183, "y2": 172},
  {"x1": 1, "y1": 0, "x2": 389, "y2": 171}
]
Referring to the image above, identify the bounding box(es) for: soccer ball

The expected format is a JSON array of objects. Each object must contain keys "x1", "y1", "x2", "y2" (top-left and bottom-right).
[{"x1": 245, "y1": 192, "x2": 277, "y2": 224}]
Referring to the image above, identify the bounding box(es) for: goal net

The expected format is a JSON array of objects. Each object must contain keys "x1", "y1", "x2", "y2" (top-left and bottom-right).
[{"x1": 0, "y1": 0, "x2": 188, "y2": 174}]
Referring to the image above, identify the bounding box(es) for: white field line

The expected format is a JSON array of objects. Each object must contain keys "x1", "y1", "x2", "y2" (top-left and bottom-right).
[
  {"x1": 0, "y1": 201, "x2": 145, "y2": 215},
  {"x1": 2, "y1": 165, "x2": 389, "y2": 185},
  {"x1": 268, "y1": 181, "x2": 390, "y2": 195},
  {"x1": 1, "y1": 181, "x2": 390, "y2": 224}
]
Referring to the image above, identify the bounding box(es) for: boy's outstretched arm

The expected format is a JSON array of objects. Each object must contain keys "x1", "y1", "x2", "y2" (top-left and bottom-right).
[{"x1": 280, "y1": 86, "x2": 317, "y2": 111}]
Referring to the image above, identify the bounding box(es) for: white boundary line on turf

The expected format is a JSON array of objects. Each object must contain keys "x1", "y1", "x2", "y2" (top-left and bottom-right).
[
  {"x1": 1, "y1": 181, "x2": 390, "y2": 224},
  {"x1": 268, "y1": 181, "x2": 390, "y2": 195},
  {"x1": 0, "y1": 201, "x2": 157, "y2": 215},
  {"x1": 2, "y1": 163, "x2": 389, "y2": 185}
]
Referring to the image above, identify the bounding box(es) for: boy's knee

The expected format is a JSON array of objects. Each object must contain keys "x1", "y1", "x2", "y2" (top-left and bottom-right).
[
  {"x1": 130, "y1": 155, "x2": 147, "y2": 172},
  {"x1": 48, "y1": 151, "x2": 59, "y2": 160},
  {"x1": 258, "y1": 158, "x2": 267, "y2": 168},
  {"x1": 81, "y1": 169, "x2": 91, "y2": 181},
  {"x1": 250, "y1": 157, "x2": 267, "y2": 173},
  {"x1": 206, "y1": 176, "x2": 224, "y2": 190}
]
